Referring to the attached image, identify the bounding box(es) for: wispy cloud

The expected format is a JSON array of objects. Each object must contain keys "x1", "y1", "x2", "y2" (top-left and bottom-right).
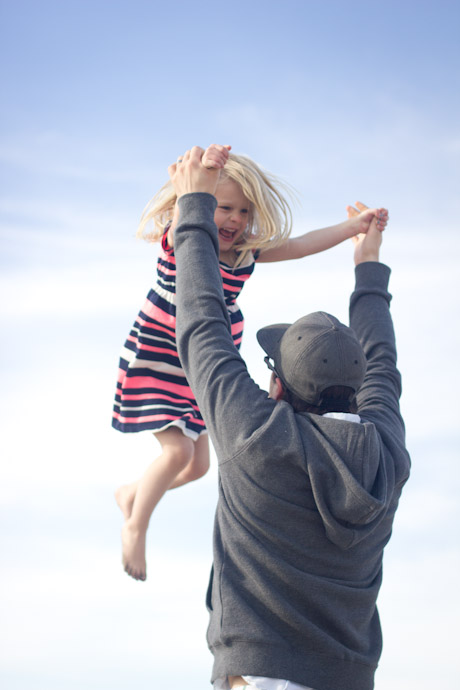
[{"x1": 0, "y1": 131, "x2": 159, "y2": 185}]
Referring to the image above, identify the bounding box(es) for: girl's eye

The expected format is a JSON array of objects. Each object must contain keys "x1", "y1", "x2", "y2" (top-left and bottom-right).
[
  {"x1": 220, "y1": 206, "x2": 231, "y2": 210},
  {"x1": 241, "y1": 209, "x2": 249, "y2": 214}
]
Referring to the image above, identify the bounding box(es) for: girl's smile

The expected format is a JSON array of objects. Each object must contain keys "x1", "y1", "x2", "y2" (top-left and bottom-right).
[{"x1": 214, "y1": 180, "x2": 250, "y2": 253}]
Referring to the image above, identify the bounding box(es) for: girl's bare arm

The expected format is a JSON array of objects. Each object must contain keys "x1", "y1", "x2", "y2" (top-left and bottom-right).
[{"x1": 257, "y1": 206, "x2": 388, "y2": 263}]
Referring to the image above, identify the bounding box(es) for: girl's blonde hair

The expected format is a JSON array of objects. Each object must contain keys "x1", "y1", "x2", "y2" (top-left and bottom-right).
[{"x1": 137, "y1": 152, "x2": 294, "y2": 267}]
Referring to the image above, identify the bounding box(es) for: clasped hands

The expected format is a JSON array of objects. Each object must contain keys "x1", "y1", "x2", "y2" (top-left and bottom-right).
[{"x1": 168, "y1": 144, "x2": 231, "y2": 198}]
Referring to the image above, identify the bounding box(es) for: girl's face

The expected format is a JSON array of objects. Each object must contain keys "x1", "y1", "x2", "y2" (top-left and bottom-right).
[{"x1": 213, "y1": 179, "x2": 250, "y2": 252}]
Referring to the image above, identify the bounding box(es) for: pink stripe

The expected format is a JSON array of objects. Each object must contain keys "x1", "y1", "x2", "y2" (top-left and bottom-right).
[
  {"x1": 120, "y1": 392, "x2": 199, "y2": 408},
  {"x1": 219, "y1": 264, "x2": 251, "y2": 277},
  {"x1": 221, "y1": 272, "x2": 251, "y2": 283},
  {"x1": 158, "y1": 265, "x2": 177, "y2": 277},
  {"x1": 222, "y1": 282, "x2": 239, "y2": 292},
  {"x1": 231, "y1": 321, "x2": 244, "y2": 335},
  {"x1": 136, "y1": 316, "x2": 175, "y2": 338},
  {"x1": 117, "y1": 368, "x2": 127, "y2": 383},
  {"x1": 121, "y1": 375, "x2": 192, "y2": 397},
  {"x1": 126, "y1": 336, "x2": 176, "y2": 356},
  {"x1": 140, "y1": 300, "x2": 176, "y2": 328}
]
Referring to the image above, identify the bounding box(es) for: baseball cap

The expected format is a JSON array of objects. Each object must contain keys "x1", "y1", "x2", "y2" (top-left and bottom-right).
[{"x1": 256, "y1": 312, "x2": 367, "y2": 405}]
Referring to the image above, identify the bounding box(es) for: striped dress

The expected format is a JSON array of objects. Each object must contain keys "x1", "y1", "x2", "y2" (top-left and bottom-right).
[{"x1": 112, "y1": 230, "x2": 258, "y2": 440}]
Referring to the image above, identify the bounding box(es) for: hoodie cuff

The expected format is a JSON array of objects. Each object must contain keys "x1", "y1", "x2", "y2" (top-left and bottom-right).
[{"x1": 354, "y1": 262, "x2": 391, "y2": 292}]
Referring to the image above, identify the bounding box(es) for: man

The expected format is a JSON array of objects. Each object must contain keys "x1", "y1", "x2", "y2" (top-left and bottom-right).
[{"x1": 171, "y1": 147, "x2": 410, "y2": 690}]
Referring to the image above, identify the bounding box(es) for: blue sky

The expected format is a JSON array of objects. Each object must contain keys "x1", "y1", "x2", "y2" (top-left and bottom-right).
[{"x1": 1, "y1": 1, "x2": 459, "y2": 689}]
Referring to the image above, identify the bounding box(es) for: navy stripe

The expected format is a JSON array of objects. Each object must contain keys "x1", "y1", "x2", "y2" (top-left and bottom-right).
[
  {"x1": 120, "y1": 366, "x2": 189, "y2": 386},
  {"x1": 124, "y1": 337, "x2": 178, "y2": 356},
  {"x1": 144, "y1": 291, "x2": 176, "y2": 317},
  {"x1": 114, "y1": 406, "x2": 198, "y2": 418},
  {"x1": 112, "y1": 417, "x2": 204, "y2": 433},
  {"x1": 123, "y1": 349, "x2": 181, "y2": 368},
  {"x1": 157, "y1": 256, "x2": 176, "y2": 272}
]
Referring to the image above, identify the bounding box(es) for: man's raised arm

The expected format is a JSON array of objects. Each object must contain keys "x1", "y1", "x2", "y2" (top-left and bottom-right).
[
  {"x1": 349, "y1": 206, "x2": 408, "y2": 464},
  {"x1": 172, "y1": 147, "x2": 276, "y2": 461}
]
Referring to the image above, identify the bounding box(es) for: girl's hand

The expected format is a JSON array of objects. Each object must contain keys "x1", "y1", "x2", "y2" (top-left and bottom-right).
[
  {"x1": 202, "y1": 144, "x2": 231, "y2": 169},
  {"x1": 346, "y1": 201, "x2": 389, "y2": 235},
  {"x1": 168, "y1": 146, "x2": 224, "y2": 198},
  {"x1": 347, "y1": 202, "x2": 389, "y2": 265}
]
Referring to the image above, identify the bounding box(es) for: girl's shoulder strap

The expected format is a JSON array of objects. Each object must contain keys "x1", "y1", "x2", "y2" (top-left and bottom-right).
[{"x1": 161, "y1": 223, "x2": 174, "y2": 255}]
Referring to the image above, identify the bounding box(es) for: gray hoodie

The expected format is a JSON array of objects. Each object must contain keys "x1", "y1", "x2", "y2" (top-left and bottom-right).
[{"x1": 174, "y1": 194, "x2": 410, "y2": 690}]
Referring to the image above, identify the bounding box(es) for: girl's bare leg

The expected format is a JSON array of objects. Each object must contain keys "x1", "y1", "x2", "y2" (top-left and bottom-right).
[
  {"x1": 169, "y1": 434, "x2": 210, "y2": 489},
  {"x1": 115, "y1": 435, "x2": 209, "y2": 520},
  {"x1": 119, "y1": 427, "x2": 208, "y2": 581},
  {"x1": 115, "y1": 434, "x2": 210, "y2": 519},
  {"x1": 114, "y1": 480, "x2": 139, "y2": 521}
]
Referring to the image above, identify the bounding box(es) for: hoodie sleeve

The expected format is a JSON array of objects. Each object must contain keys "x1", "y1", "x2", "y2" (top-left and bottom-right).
[
  {"x1": 349, "y1": 262, "x2": 409, "y2": 482},
  {"x1": 174, "y1": 193, "x2": 277, "y2": 463}
]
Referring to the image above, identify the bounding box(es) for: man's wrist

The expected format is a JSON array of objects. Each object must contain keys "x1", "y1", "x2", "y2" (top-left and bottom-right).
[{"x1": 355, "y1": 254, "x2": 380, "y2": 265}]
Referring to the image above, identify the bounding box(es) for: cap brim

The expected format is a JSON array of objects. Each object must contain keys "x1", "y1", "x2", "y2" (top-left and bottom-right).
[{"x1": 256, "y1": 323, "x2": 291, "y2": 359}]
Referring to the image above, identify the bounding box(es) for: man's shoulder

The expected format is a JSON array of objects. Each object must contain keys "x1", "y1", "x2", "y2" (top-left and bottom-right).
[{"x1": 218, "y1": 400, "x2": 304, "y2": 466}]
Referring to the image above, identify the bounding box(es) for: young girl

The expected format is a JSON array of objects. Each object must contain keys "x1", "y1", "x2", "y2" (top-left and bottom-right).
[{"x1": 114, "y1": 144, "x2": 385, "y2": 581}]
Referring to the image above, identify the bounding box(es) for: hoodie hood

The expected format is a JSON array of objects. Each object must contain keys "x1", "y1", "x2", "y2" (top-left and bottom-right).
[{"x1": 302, "y1": 414, "x2": 394, "y2": 549}]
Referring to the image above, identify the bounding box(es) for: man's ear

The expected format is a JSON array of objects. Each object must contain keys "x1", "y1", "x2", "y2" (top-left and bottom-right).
[{"x1": 273, "y1": 376, "x2": 285, "y2": 402}]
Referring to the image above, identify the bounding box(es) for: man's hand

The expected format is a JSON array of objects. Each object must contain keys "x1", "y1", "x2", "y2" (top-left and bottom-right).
[
  {"x1": 168, "y1": 145, "x2": 230, "y2": 199},
  {"x1": 347, "y1": 201, "x2": 389, "y2": 265}
]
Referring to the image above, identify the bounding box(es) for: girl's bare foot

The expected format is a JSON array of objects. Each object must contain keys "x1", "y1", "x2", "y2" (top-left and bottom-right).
[
  {"x1": 114, "y1": 483, "x2": 137, "y2": 520},
  {"x1": 121, "y1": 521, "x2": 147, "y2": 581}
]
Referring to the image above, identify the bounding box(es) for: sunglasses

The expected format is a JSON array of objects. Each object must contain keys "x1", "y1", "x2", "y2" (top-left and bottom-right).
[{"x1": 264, "y1": 355, "x2": 280, "y2": 378}]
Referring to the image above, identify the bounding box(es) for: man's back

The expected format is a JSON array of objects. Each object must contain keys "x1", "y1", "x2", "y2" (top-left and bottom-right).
[
  {"x1": 173, "y1": 192, "x2": 410, "y2": 690},
  {"x1": 207, "y1": 397, "x2": 408, "y2": 689}
]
